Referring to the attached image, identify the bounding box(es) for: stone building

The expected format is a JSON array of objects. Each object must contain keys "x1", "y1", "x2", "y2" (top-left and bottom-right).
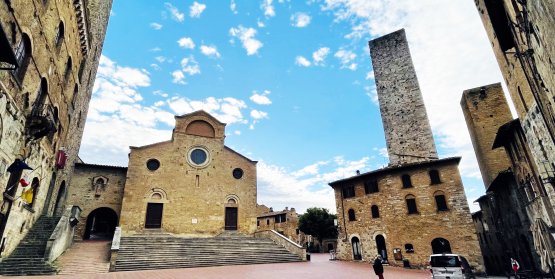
[
  {"x1": 0, "y1": 0, "x2": 111, "y2": 258},
  {"x1": 256, "y1": 207, "x2": 299, "y2": 241},
  {"x1": 329, "y1": 29, "x2": 482, "y2": 270},
  {"x1": 66, "y1": 162, "x2": 127, "y2": 240},
  {"x1": 118, "y1": 110, "x2": 258, "y2": 236},
  {"x1": 462, "y1": 83, "x2": 542, "y2": 274},
  {"x1": 468, "y1": 0, "x2": 555, "y2": 273}
]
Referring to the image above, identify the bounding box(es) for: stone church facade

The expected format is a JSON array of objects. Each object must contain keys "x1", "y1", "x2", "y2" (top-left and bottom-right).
[
  {"x1": 330, "y1": 29, "x2": 482, "y2": 270},
  {"x1": 69, "y1": 111, "x2": 259, "y2": 239}
]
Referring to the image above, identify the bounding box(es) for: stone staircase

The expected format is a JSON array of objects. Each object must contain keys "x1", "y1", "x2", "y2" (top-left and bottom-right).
[
  {"x1": 0, "y1": 216, "x2": 60, "y2": 276},
  {"x1": 55, "y1": 240, "x2": 111, "y2": 274},
  {"x1": 113, "y1": 234, "x2": 303, "y2": 271}
]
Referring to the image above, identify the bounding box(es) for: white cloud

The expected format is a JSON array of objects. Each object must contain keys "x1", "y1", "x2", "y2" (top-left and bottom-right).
[
  {"x1": 257, "y1": 156, "x2": 370, "y2": 213},
  {"x1": 150, "y1": 64, "x2": 161, "y2": 71},
  {"x1": 257, "y1": 19, "x2": 265, "y2": 28},
  {"x1": 155, "y1": 56, "x2": 167, "y2": 63},
  {"x1": 150, "y1": 47, "x2": 162, "y2": 52},
  {"x1": 189, "y1": 2, "x2": 206, "y2": 18},
  {"x1": 164, "y1": 2, "x2": 185, "y2": 22},
  {"x1": 312, "y1": 47, "x2": 330, "y2": 65},
  {"x1": 234, "y1": 130, "x2": 241, "y2": 135},
  {"x1": 295, "y1": 56, "x2": 311, "y2": 67},
  {"x1": 200, "y1": 45, "x2": 221, "y2": 58},
  {"x1": 230, "y1": 0, "x2": 238, "y2": 14},
  {"x1": 180, "y1": 56, "x2": 200, "y2": 75},
  {"x1": 364, "y1": 85, "x2": 378, "y2": 105},
  {"x1": 261, "y1": 0, "x2": 275, "y2": 17},
  {"x1": 150, "y1": 22, "x2": 163, "y2": 30},
  {"x1": 334, "y1": 49, "x2": 357, "y2": 70},
  {"x1": 171, "y1": 70, "x2": 185, "y2": 85},
  {"x1": 366, "y1": 70, "x2": 375, "y2": 80},
  {"x1": 229, "y1": 25, "x2": 263, "y2": 55},
  {"x1": 168, "y1": 96, "x2": 249, "y2": 125},
  {"x1": 250, "y1": 90, "x2": 272, "y2": 105},
  {"x1": 250, "y1": 109, "x2": 268, "y2": 120},
  {"x1": 177, "y1": 37, "x2": 195, "y2": 49},
  {"x1": 291, "y1": 12, "x2": 311, "y2": 28}
]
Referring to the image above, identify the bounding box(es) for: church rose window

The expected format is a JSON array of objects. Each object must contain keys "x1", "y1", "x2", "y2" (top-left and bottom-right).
[
  {"x1": 146, "y1": 159, "x2": 160, "y2": 171},
  {"x1": 188, "y1": 147, "x2": 209, "y2": 167},
  {"x1": 233, "y1": 168, "x2": 243, "y2": 179}
]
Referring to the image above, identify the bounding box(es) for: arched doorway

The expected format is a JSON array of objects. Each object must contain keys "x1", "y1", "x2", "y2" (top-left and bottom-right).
[
  {"x1": 84, "y1": 207, "x2": 118, "y2": 240},
  {"x1": 351, "y1": 237, "x2": 362, "y2": 260},
  {"x1": 431, "y1": 237, "x2": 452, "y2": 254},
  {"x1": 376, "y1": 234, "x2": 388, "y2": 262},
  {"x1": 327, "y1": 243, "x2": 334, "y2": 252},
  {"x1": 53, "y1": 181, "x2": 66, "y2": 216}
]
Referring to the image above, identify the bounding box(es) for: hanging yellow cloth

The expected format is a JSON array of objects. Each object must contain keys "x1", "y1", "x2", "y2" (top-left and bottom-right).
[{"x1": 21, "y1": 188, "x2": 34, "y2": 204}]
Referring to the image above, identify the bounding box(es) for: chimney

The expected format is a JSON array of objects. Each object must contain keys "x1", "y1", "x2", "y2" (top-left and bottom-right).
[
  {"x1": 285, "y1": 207, "x2": 288, "y2": 211},
  {"x1": 269, "y1": 207, "x2": 273, "y2": 212},
  {"x1": 356, "y1": 170, "x2": 360, "y2": 175}
]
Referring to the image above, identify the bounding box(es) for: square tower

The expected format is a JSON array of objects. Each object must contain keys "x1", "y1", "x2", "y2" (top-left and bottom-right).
[{"x1": 368, "y1": 29, "x2": 438, "y2": 165}]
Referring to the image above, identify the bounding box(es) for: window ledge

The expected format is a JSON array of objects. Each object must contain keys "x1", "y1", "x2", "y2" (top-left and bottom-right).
[{"x1": 22, "y1": 203, "x2": 35, "y2": 213}]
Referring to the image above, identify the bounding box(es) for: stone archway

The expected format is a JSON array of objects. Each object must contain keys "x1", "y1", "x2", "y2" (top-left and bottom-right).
[
  {"x1": 431, "y1": 237, "x2": 452, "y2": 254},
  {"x1": 84, "y1": 207, "x2": 118, "y2": 240},
  {"x1": 351, "y1": 236, "x2": 362, "y2": 260},
  {"x1": 53, "y1": 181, "x2": 66, "y2": 216},
  {"x1": 376, "y1": 234, "x2": 388, "y2": 262}
]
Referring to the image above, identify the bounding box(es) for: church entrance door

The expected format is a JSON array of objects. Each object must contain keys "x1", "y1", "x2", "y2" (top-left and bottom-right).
[
  {"x1": 145, "y1": 203, "x2": 163, "y2": 228},
  {"x1": 224, "y1": 207, "x2": 238, "y2": 230}
]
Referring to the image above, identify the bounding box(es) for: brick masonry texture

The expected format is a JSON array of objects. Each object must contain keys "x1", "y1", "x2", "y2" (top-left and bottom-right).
[
  {"x1": 460, "y1": 83, "x2": 513, "y2": 187},
  {"x1": 0, "y1": 0, "x2": 111, "y2": 258},
  {"x1": 368, "y1": 29, "x2": 438, "y2": 165},
  {"x1": 119, "y1": 111, "x2": 258, "y2": 236},
  {"x1": 331, "y1": 159, "x2": 483, "y2": 270}
]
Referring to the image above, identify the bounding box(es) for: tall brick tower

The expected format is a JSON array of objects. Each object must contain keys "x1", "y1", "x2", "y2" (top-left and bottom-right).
[
  {"x1": 461, "y1": 83, "x2": 513, "y2": 188},
  {"x1": 368, "y1": 29, "x2": 438, "y2": 165}
]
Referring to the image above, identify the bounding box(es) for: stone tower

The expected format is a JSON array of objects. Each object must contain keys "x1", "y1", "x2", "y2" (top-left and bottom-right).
[
  {"x1": 368, "y1": 29, "x2": 438, "y2": 165},
  {"x1": 461, "y1": 83, "x2": 513, "y2": 188}
]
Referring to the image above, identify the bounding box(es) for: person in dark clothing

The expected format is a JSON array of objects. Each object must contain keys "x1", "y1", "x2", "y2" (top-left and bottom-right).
[{"x1": 373, "y1": 255, "x2": 384, "y2": 279}]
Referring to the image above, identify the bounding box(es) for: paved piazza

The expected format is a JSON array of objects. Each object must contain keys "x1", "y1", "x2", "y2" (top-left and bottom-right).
[{"x1": 12, "y1": 254, "x2": 432, "y2": 279}]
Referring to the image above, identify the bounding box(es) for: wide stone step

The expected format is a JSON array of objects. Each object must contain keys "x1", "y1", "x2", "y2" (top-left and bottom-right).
[{"x1": 113, "y1": 235, "x2": 303, "y2": 272}]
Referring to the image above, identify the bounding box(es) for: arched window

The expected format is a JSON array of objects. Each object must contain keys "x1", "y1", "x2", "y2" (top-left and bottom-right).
[
  {"x1": 22, "y1": 177, "x2": 39, "y2": 209},
  {"x1": 64, "y1": 56, "x2": 72, "y2": 83},
  {"x1": 13, "y1": 33, "x2": 31, "y2": 82},
  {"x1": 401, "y1": 174, "x2": 412, "y2": 188},
  {"x1": 371, "y1": 205, "x2": 379, "y2": 218},
  {"x1": 348, "y1": 209, "x2": 356, "y2": 221},
  {"x1": 32, "y1": 78, "x2": 48, "y2": 115},
  {"x1": 429, "y1": 169, "x2": 441, "y2": 184},
  {"x1": 405, "y1": 243, "x2": 414, "y2": 253},
  {"x1": 405, "y1": 194, "x2": 418, "y2": 214},
  {"x1": 55, "y1": 21, "x2": 64, "y2": 47},
  {"x1": 434, "y1": 191, "x2": 449, "y2": 211}
]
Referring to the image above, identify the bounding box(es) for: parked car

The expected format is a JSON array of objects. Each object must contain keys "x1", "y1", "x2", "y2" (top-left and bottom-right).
[{"x1": 429, "y1": 254, "x2": 475, "y2": 279}]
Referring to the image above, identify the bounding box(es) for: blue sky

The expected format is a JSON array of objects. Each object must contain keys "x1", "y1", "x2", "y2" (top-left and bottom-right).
[{"x1": 79, "y1": 0, "x2": 509, "y2": 213}]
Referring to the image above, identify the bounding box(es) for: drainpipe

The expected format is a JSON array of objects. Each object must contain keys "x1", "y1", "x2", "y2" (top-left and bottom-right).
[{"x1": 340, "y1": 186, "x2": 347, "y2": 241}]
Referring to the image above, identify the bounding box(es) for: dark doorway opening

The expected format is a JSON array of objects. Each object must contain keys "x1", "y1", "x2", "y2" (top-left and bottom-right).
[
  {"x1": 431, "y1": 237, "x2": 452, "y2": 254},
  {"x1": 352, "y1": 237, "x2": 362, "y2": 260},
  {"x1": 84, "y1": 207, "x2": 118, "y2": 240},
  {"x1": 225, "y1": 207, "x2": 238, "y2": 230},
  {"x1": 53, "y1": 181, "x2": 66, "y2": 216},
  {"x1": 327, "y1": 243, "x2": 334, "y2": 252},
  {"x1": 376, "y1": 234, "x2": 388, "y2": 262},
  {"x1": 145, "y1": 203, "x2": 163, "y2": 229}
]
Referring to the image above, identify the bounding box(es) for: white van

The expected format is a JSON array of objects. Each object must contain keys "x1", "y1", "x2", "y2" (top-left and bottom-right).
[{"x1": 429, "y1": 254, "x2": 474, "y2": 279}]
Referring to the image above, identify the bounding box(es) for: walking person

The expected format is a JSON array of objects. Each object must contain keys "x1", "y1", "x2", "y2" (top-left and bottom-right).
[{"x1": 373, "y1": 255, "x2": 384, "y2": 279}]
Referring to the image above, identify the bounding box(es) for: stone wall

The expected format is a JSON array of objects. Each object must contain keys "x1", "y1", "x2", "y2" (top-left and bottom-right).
[
  {"x1": 0, "y1": 0, "x2": 111, "y2": 258},
  {"x1": 331, "y1": 158, "x2": 483, "y2": 271},
  {"x1": 66, "y1": 163, "x2": 127, "y2": 239},
  {"x1": 119, "y1": 111, "x2": 258, "y2": 237},
  {"x1": 460, "y1": 83, "x2": 513, "y2": 187},
  {"x1": 368, "y1": 29, "x2": 438, "y2": 165},
  {"x1": 256, "y1": 207, "x2": 299, "y2": 241}
]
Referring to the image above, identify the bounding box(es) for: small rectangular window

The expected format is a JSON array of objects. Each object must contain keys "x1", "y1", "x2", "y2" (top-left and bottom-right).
[
  {"x1": 342, "y1": 185, "x2": 355, "y2": 198},
  {"x1": 364, "y1": 180, "x2": 379, "y2": 194}
]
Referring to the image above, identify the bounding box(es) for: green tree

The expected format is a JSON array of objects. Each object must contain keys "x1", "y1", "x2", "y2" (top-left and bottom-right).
[{"x1": 298, "y1": 207, "x2": 338, "y2": 251}]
